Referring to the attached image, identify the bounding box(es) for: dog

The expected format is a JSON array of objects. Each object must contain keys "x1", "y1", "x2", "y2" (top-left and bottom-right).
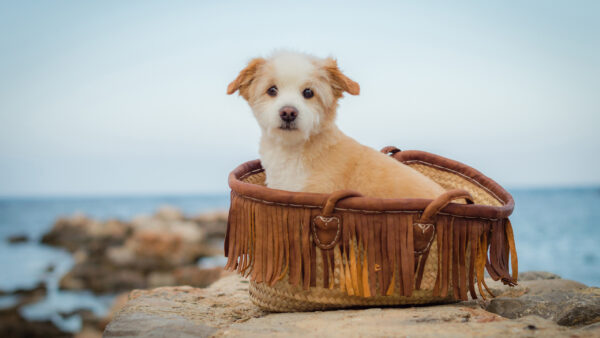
[{"x1": 227, "y1": 51, "x2": 445, "y2": 199}]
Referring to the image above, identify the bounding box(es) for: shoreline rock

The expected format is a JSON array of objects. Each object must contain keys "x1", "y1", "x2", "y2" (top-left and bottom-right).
[
  {"x1": 0, "y1": 307, "x2": 71, "y2": 338},
  {"x1": 15, "y1": 206, "x2": 229, "y2": 337},
  {"x1": 0, "y1": 283, "x2": 65, "y2": 338},
  {"x1": 105, "y1": 272, "x2": 600, "y2": 337},
  {"x1": 485, "y1": 281, "x2": 599, "y2": 326},
  {"x1": 41, "y1": 207, "x2": 228, "y2": 294}
]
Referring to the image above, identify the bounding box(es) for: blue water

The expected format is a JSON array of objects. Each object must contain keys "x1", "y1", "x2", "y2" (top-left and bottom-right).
[
  {"x1": 0, "y1": 189, "x2": 598, "y2": 332},
  {"x1": 509, "y1": 187, "x2": 600, "y2": 287}
]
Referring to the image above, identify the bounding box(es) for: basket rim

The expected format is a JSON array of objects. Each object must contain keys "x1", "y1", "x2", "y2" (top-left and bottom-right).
[{"x1": 228, "y1": 150, "x2": 514, "y2": 220}]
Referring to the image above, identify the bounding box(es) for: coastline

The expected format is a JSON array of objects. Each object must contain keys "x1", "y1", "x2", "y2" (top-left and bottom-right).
[
  {"x1": 0, "y1": 188, "x2": 599, "y2": 336},
  {"x1": 1, "y1": 205, "x2": 229, "y2": 337}
]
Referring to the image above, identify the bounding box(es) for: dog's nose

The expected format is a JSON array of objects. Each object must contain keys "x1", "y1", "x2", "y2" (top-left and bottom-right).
[{"x1": 279, "y1": 106, "x2": 298, "y2": 122}]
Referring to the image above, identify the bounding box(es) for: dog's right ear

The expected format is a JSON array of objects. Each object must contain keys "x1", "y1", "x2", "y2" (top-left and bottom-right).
[{"x1": 227, "y1": 58, "x2": 266, "y2": 99}]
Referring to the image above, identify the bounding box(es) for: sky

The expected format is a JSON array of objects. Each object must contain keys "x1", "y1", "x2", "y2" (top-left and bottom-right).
[{"x1": 0, "y1": 1, "x2": 599, "y2": 196}]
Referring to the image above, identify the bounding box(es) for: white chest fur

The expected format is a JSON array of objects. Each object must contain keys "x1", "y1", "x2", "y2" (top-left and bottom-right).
[{"x1": 259, "y1": 140, "x2": 308, "y2": 192}]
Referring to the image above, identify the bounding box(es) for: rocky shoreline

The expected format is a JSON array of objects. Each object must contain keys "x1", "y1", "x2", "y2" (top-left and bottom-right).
[
  {"x1": 41, "y1": 206, "x2": 227, "y2": 294},
  {"x1": 1, "y1": 206, "x2": 229, "y2": 338},
  {"x1": 105, "y1": 272, "x2": 600, "y2": 337}
]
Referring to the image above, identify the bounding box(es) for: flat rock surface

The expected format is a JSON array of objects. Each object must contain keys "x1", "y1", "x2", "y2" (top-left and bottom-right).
[{"x1": 105, "y1": 273, "x2": 600, "y2": 337}]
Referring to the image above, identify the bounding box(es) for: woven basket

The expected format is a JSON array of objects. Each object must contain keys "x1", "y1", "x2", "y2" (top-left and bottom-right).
[{"x1": 225, "y1": 147, "x2": 518, "y2": 312}]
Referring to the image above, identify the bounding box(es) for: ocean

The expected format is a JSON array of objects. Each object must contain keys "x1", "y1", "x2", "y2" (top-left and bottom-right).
[{"x1": 0, "y1": 189, "x2": 598, "y2": 332}]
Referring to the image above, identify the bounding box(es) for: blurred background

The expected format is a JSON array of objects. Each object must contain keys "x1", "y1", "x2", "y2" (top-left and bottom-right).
[{"x1": 1, "y1": 1, "x2": 598, "y2": 336}]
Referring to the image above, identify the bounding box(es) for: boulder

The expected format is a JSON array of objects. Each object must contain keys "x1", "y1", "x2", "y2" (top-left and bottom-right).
[
  {"x1": 0, "y1": 307, "x2": 71, "y2": 338},
  {"x1": 518, "y1": 271, "x2": 562, "y2": 281},
  {"x1": 105, "y1": 274, "x2": 600, "y2": 338},
  {"x1": 45, "y1": 208, "x2": 222, "y2": 294},
  {"x1": 478, "y1": 273, "x2": 599, "y2": 326},
  {"x1": 104, "y1": 276, "x2": 264, "y2": 338},
  {"x1": 172, "y1": 266, "x2": 225, "y2": 287},
  {"x1": 59, "y1": 265, "x2": 147, "y2": 293},
  {"x1": 126, "y1": 226, "x2": 208, "y2": 269},
  {"x1": 486, "y1": 284, "x2": 600, "y2": 326},
  {"x1": 0, "y1": 284, "x2": 66, "y2": 338},
  {"x1": 192, "y1": 210, "x2": 228, "y2": 239},
  {"x1": 155, "y1": 206, "x2": 185, "y2": 222},
  {"x1": 41, "y1": 215, "x2": 130, "y2": 253}
]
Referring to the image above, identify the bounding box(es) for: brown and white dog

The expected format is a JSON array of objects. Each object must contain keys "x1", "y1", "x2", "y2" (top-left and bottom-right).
[{"x1": 227, "y1": 51, "x2": 444, "y2": 199}]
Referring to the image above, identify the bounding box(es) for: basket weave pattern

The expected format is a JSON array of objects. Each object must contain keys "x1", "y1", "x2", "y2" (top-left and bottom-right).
[{"x1": 225, "y1": 149, "x2": 517, "y2": 311}]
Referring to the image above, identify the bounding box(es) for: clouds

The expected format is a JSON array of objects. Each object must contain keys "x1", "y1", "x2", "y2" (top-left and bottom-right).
[{"x1": 0, "y1": 1, "x2": 598, "y2": 196}]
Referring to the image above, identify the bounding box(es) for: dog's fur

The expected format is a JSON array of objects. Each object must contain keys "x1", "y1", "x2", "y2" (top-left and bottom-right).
[{"x1": 227, "y1": 51, "x2": 445, "y2": 199}]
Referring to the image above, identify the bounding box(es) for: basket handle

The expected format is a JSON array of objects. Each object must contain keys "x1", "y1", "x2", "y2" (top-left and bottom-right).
[
  {"x1": 380, "y1": 146, "x2": 401, "y2": 155},
  {"x1": 321, "y1": 189, "x2": 363, "y2": 216},
  {"x1": 312, "y1": 190, "x2": 362, "y2": 250},
  {"x1": 418, "y1": 189, "x2": 474, "y2": 223}
]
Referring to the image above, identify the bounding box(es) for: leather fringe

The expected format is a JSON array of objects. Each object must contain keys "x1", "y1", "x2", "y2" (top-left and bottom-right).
[
  {"x1": 224, "y1": 192, "x2": 518, "y2": 300},
  {"x1": 486, "y1": 219, "x2": 518, "y2": 287}
]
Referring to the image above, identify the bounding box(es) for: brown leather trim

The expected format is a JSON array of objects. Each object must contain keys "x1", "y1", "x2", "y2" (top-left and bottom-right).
[
  {"x1": 418, "y1": 189, "x2": 474, "y2": 223},
  {"x1": 228, "y1": 150, "x2": 514, "y2": 220},
  {"x1": 322, "y1": 190, "x2": 363, "y2": 216}
]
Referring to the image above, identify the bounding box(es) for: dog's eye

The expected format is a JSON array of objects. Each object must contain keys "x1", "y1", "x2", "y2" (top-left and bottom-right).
[
  {"x1": 267, "y1": 86, "x2": 278, "y2": 97},
  {"x1": 302, "y1": 88, "x2": 314, "y2": 99}
]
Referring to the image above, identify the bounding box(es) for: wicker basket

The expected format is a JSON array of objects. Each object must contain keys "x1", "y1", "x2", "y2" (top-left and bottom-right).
[{"x1": 225, "y1": 147, "x2": 518, "y2": 312}]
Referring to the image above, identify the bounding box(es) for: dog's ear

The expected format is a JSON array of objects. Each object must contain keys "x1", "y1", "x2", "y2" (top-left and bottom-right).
[
  {"x1": 323, "y1": 58, "x2": 360, "y2": 98},
  {"x1": 227, "y1": 58, "x2": 266, "y2": 99}
]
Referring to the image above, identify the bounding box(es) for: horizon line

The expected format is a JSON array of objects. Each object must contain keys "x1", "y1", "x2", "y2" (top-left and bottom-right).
[{"x1": 1, "y1": 184, "x2": 599, "y2": 200}]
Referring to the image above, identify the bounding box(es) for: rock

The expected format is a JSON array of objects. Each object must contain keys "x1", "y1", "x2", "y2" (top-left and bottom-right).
[
  {"x1": 14, "y1": 207, "x2": 231, "y2": 337},
  {"x1": 106, "y1": 246, "x2": 136, "y2": 266},
  {"x1": 7, "y1": 234, "x2": 29, "y2": 244},
  {"x1": 130, "y1": 230, "x2": 184, "y2": 263},
  {"x1": 70, "y1": 292, "x2": 131, "y2": 338},
  {"x1": 223, "y1": 311, "x2": 564, "y2": 337},
  {"x1": 75, "y1": 327, "x2": 102, "y2": 338},
  {"x1": 484, "y1": 279, "x2": 599, "y2": 326},
  {"x1": 40, "y1": 216, "x2": 89, "y2": 252},
  {"x1": 192, "y1": 210, "x2": 228, "y2": 239},
  {"x1": 555, "y1": 289, "x2": 600, "y2": 326},
  {"x1": 193, "y1": 210, "x2": 228, "y2": 223},
  {"x1": 59, "y1": 252, "x2": 222, "y2": 294},
  {"x1": 145, "y1": 267, "x2": 225, "y2": 289},
  {"x1": 128, "y1": 226, "x2": 208, "y2": 268},
  {"x1": 104, "y1": 312, "x2": 217, "y2": 337},
  {"x1": 0, "y1": 282, "x2": 46, "y2": 300},
  {"x1": 172, "y1": 267, "x2": 225, "y2": 287},
  {"x1": 155, "y1": 206, "x2": 184, "y2": 221},
  {"x1": 147, "y1": 272, "x2": 177, "y2": 288},
  {"x1": 0, "y1": 284, "x2": 67, "y2": 338},
  {"x1": 104, "y1": 277, "x2": 265, "y2": 338},
  {"x1": 59, "y1": 265, "x2": 147, "y2": 293},
  {"x1": 483, "y1": 278, "x2": 587, "y2": 298},
  {"x1": 45, "y1": 208, "x2": 222, "y2": 294},
  {"x1": 105, "y1": 274, "x2": 600, "y2": 338},
  {"x1": 41, "y1": 215, "x2": 130, "y2": 253},
  {"x1": 518, "y1": 271, "x2": 562, "y2": 281},
  {"x1": 172, "y1": 221, "x2": 206, "y2": 243},
  {"x1": 0, "y1": 307, "x2": 72, "y2": 338}
]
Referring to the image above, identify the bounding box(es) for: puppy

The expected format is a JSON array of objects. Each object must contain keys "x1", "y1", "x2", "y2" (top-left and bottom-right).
[{"x1": 227, "y1": 51, "x2": 445, "y2": 199}]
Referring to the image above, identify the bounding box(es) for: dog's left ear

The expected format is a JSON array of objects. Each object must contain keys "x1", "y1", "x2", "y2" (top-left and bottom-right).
[
  {"x1": 323, "y1": 58, "x2": 360, "y2": 98},
  {"x1": 227, "y1": 58, "x2": 266, "y2": 99}
]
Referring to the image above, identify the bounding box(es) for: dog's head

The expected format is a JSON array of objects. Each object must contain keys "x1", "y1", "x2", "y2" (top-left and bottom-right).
[{"x1": 227, "y1": 51, "x2": 359, "y2": 144}]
